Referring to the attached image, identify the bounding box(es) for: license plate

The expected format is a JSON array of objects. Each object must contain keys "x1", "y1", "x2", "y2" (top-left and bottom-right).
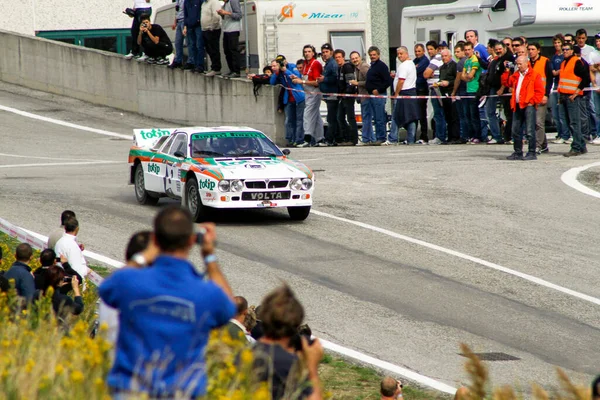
[{"x1": 242, "y1": 191, "x2": 291, "y2": 201}]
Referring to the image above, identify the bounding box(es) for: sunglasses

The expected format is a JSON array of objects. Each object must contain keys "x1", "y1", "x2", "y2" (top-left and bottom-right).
[{"x1": 562, "y1": 48, "x2": 572, "y2": 51}]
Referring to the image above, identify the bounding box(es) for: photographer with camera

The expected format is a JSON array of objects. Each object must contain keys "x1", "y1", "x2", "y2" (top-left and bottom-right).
[
  {"x1": 137, "y1": 14, "x2": 173, "y2": 65},
  {"x1": 252, "y1": 284, "x2": 324, "y2": 400},
  {"x1": 380, "y1": 377, "x2": 404, "y2": 399},
  {"x1": 99, "y1": 206, "x2": 235, "y2": 398},
  {"x1": 42, "y1": 266, "x2": 83, "y2": 324},
  {"x1": 124, "y1": 0, "x2": 152, "y2": 60}
]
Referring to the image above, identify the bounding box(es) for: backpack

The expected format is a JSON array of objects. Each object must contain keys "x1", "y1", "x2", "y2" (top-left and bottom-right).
[{"x1": 251, "y1": 74, "x2": 272, "y2": 100}]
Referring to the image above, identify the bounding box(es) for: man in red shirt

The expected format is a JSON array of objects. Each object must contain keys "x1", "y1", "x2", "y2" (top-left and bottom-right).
[
  {"x1": 293, "y1": 45, "x2": 324, "y2": 146},
  {"x1": 506, "y1": 56, "x2": 545, "y2": 161}
]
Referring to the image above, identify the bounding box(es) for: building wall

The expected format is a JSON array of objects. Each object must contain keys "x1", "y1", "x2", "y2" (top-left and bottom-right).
[
  {"x1": 387, "y1": 0, "x2": 455, "y2": 47},
  {"x1": 0, "y1": 0, "x2": 173, "y2": 36}
]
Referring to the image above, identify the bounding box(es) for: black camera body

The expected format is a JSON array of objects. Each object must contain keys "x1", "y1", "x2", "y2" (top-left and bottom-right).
[{"x1": 290, "y1": 333, "x2": 314, "y2": 352}]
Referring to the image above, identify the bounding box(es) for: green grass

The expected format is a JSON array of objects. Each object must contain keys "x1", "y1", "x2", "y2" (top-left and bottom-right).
[{"x1": 319, "y1": 353, "x2": 449, "y2": 400}]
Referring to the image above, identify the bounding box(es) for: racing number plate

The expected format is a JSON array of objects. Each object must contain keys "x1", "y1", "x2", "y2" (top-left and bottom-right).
[{"x1": 242, "y1": 191, "x2": 291, "y2": 201}]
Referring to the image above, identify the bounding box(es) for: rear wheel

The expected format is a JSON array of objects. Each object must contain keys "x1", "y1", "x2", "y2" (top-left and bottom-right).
[
  {"x1": 186, "y1": 178, "x2": 207, "y2": 222},
  {"x1": 134, "y1": 163, "x2": 159, "y2": 205},
  {"x1": 287, "y1": 206, "x2": 311, "y2": 221}
]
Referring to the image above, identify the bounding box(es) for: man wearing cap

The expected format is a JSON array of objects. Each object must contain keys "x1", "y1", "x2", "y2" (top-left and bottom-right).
[
  {"x1": 270, "y1": 56, "x2": 307, "y2": 147},
  {"x1": 318, "y1": 43, "x2": 342, "y2": 146}
]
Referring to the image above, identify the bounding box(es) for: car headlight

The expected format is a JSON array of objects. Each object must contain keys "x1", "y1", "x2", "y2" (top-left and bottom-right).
[
  {"x1": 218, "y1": 180, "x2": 230, "y2": 192},
  {"x1": 230, "y1": 180, "x2": 244, "y2": 192},
  {"x1": 301, "y1": 178, "x2": 313, "y2": 190},
  {"x1": 291, "y1": 178, "x2": 303, "y2": 191}
]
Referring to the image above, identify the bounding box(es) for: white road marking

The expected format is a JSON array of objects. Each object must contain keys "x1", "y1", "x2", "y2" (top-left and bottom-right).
[
  {"x1": 0, "y1": 152, "x2": 93, "y2": 161},
  {"x1": 561, "y1": 161, "x2": 600, "y2": 199},
  {"x1": 0, "y1": 161, "x2": 122, "y2": 169},
  {"x1": 16, "y1": 224, "x2": 455, "y2": 394},
  {"x1": 0, "y1": 104, "x2": 131, "y2": 139},
  {"x1": 311, "y1": 209, "x2": 600, "y2": 307}
]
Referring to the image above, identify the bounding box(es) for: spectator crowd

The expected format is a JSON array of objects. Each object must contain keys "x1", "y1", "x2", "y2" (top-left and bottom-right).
[
  {"x1": 265, "y1": 28, "x2": 600, "y2": 160},
  {"x1": 124, "y1": 0, "x2": 242, "y2": 77}
]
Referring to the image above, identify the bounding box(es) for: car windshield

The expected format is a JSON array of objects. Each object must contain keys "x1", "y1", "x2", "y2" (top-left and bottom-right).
[{"x1": 190, "y1": 131, "x2": 283, "y2": 158}]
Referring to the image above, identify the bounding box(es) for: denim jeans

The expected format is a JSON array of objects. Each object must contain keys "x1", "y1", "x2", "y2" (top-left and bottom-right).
[
  {"x1": 580, "y1": 92, "x2": 591, "y2": 141},
  {"x1": 594, "y1": 90, "x2": 600, "y2": 135},
  {"x1": 587, "y1": 91, "x2": 598, "y2": 138},
  {"x1": 360, "y1": 98, "x2": 375, "y2": 143},
  {"x1": 465, "y1": 93, "x2": 481, "y2": 140},
  {"x1": 559, "y1": 94, "x2": 586, "y2": 153},
  {"x1": 550, "y1": 91, "x2": 568, "y2": 139},
  {"x1": 486, "y1": 89, "x2": 502, "y2": 141},
  {"x1": 535, "y1": 103, "x2": 548, "y2": 149},
  {"x1": 285, "y1": 101, "x2": 306, "y2": 143},
  {"x1": 512, "y1": 105, "x2": 537, "y2": 154},
  {"x1": 187, "y1": 26, "x2": 204, "y2": 69},
  {"x1": 456, "y1": 90, "x2": 469, "y2": 141},
  {"x1": 500, "y1": 95, "x2": 513, "y2": 142},
  {"x1": 430, "y1": 89, "x2": 447, "y2": 142},
  {"x1": 337, "y1": 98, "x2": 358, "y2": 144},
  {"x1": 478, "y1": 106, "x2": 489, "y2": 141},
  {"x1": 388, "y1": 99, "x2": 399, "y2": 143},
  {"x1": 325, "y1": 99, "x2": 341, "y2": 143},
  {"x1": 372, "y1": 97, "x2": 387, "y2": 141},
  {"x1": 405, "y1": 121, "x2": 417, "y2": 144},
  {"x1": 173, "y1": 20, "x2": 185, "y2": 64}
]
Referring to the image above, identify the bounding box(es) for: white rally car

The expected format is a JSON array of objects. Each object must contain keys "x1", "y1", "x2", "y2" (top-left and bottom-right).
[{"x1": 128, "y1": 127, "x2": 315, "y2": 221}]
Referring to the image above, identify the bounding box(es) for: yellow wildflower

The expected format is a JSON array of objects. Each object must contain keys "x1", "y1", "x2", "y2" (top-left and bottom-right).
[{"x1": 70, "y1": 370, "x2": 84, "y2": 383}]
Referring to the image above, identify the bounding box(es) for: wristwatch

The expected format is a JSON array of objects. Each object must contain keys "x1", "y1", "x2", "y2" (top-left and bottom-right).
[
  {"x1": 204, "y1": 254, "x2": 218, "y2": 265},
  {"x1": 131, "y1": 253, "x2": 148, "y2": 267}
]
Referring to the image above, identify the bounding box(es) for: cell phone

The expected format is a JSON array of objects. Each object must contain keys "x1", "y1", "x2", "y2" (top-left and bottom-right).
[
  {"x1": 55, "y1": 257, "x2": 61, "y2": 262},
  {"x1": 195, "y1": 227, "x2": 207, "y2": 245},
  {"x1": 63, "y1": 276, "x2": 72, "y2": 283}
]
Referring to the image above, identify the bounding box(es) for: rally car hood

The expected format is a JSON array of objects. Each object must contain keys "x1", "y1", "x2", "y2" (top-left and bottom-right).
[{"x1": 191, "y1": 157, "x2": 312, "y2": 180}]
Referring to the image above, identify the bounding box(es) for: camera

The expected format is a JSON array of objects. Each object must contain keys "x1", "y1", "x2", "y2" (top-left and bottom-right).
[
  {"x1": 290, "y1": 333, "x2": 314, "y2": 352},
  {"x1": 195, "y1": 227, "x2": 207, "y2": 245},
  {"x1": 63, "y1": 276, "x2": 72, "y2": 283}
]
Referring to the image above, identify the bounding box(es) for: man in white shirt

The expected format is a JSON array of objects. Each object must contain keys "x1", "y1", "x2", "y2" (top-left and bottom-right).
[
  {"x1": 392, "y1": 46, "x2": 419, "y2": 144},
  {"x1": 54, "y1": 217, "x2": 89, "y2": 280},
  {"x1": 47, "y1": 210, "x2": 76, "y2": 250}
]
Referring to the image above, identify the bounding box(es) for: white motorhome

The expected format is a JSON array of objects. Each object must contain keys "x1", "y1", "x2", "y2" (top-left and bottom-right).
[
  {"x1": 245, "y1": 0, "x2": 371, "y2": 70},
  {"x1": 401, "y1": 0, "x2": 600, "y2": 56}
]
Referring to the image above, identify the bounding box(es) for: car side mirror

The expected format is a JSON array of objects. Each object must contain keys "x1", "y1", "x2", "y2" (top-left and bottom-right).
[
  {"x1": 174, "y1": 151, "x2": 186, "y2": 159},
  {"x1": 282, "y1": 149, "x2": 291, "y2": 156}
]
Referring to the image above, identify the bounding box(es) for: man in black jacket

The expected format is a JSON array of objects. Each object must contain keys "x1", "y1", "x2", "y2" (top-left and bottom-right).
[
  {"x1": 365, "y1": 46, "x2": 392, "y2": 144},
  {"x1": 334, "y1": 49, "x2": 359, "y2": 146},
  {"x1": 486, "y1": 41, "x2": 513, "y2": 144},
  {"x1": 138, "y1": 15, "x2": 173, "y2": 65},
  {"x1": 437, "y1": 49, "x2": 460, "y2": 143},
  {"x1": 4, "y1": 243, "x2": 35, "y2": 302}
]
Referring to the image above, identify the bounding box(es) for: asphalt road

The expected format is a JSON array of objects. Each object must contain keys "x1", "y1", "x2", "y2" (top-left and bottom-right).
[{"x1": 1, "y1": 82, "x2": 599, "y2": 393}]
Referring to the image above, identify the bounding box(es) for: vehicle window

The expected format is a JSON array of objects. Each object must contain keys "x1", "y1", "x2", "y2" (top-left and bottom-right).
[
  {"x1": 167, "y1": 133, "x2": 188, "y2": 156},
  {"x1": 190, "y1": 131, "x2": 283, "y2": 157},
  {"x1": 330, "y1": 31, "x2": 365, "y2": 58},
  {"x1": 159, "y1": 135, "x2": 176, "y2": 153}
]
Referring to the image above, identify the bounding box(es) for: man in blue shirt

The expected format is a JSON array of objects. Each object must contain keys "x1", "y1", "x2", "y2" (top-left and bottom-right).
[
  {"x1": 3, "y1": 243, "x2": 35, "y2": 302},
  {"x1": 99, "y1": 206, "x2": 236, "y2": 398}
]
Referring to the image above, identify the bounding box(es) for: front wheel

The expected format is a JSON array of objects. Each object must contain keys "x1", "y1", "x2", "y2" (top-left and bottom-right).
[
  {"x1": 186, "y1": 178, "x2": 207, "y2": 222},
  {"x1": 287, "y1": 206, "x2": 311, "y2": 221},
  {"x1": 134, "y1": 163, "x2": 159, "y2": 205}
]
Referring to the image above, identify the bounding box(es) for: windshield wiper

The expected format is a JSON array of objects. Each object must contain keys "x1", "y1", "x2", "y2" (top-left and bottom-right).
[{"x1": 193, "y1": 151, "x2": 225, "y2": 157}]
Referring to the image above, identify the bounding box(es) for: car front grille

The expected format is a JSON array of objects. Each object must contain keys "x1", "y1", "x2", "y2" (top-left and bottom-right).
[{"x1": 244, "y1": 180, "x2": 289, "y2": 189}]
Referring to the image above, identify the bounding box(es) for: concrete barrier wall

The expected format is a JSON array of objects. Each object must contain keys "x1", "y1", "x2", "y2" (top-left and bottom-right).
[{"x1": 0, "y1": 30, "x2": 286, "y2": 144}]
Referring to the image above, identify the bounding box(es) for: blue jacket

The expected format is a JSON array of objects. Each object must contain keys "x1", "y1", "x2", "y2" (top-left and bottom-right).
[
  {"x1": 99, "y1": 255, "x2": 236, "y2": 397},
  {"x1": 4, "y1": 261, "x2": 35, "y2": 301},
  {"x1": 319, "y1": 57, "x2": 338, "y2": 98},
  {"x1": 270, "y1": 67, "x2": 305, "y2": 104},
  {"x1": 413, "y1": 56, "x2": 429, "y2": 89},
  {"x1": 184, "y1": 0, "x2": 202, "y2": 28}
]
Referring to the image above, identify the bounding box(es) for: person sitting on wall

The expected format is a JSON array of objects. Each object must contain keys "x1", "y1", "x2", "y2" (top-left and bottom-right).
[{"x1": 138, "y1": 14, "x2": 173, "y2": 66}]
